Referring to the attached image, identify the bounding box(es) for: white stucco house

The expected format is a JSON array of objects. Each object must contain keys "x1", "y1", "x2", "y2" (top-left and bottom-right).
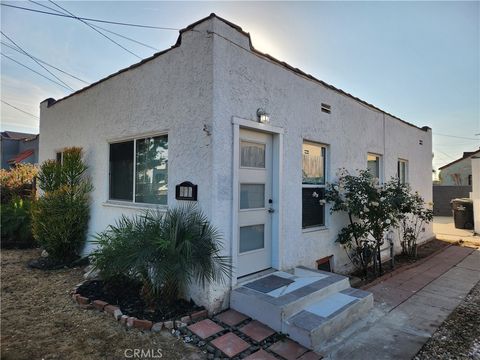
[{"x1": 39, "y1": 14, "x2": 433, "y2": 312}]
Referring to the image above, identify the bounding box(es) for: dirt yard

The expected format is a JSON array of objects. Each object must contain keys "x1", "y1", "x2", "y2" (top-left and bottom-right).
[{"x1": 0, "y1": 249, "x2": 203, "y2": 360}]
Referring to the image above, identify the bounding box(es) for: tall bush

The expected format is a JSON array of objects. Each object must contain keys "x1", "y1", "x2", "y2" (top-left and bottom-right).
[
  {"x1": 397, "y1": 189, "x2": 433, "y2": 258},
  {"x1": 90, "y1": 204, "x2": 231, "y2": 305},
  {"x1": 325, "y1": 169, "x2": 410, "y2": 277},
  {"x1": 32, "y1": 147, "x2": 92, "y2": 262}
]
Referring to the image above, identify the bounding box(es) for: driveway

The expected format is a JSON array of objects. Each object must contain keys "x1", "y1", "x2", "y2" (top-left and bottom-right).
[{"x1": 433, "y1": 216, "x2": 478, "y2": 246}]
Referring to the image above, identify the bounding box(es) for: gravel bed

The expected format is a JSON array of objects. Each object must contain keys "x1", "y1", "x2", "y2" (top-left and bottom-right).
[{"x1": 414, "y1": 280, "x2": 480, "y2": 360}]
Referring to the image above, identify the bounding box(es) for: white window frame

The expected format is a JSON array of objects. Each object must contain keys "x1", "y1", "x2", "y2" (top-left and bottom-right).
[
  {"x1": 367, "y1": 152, "x2": 383, "y2": 182},
  {"x1": 397, "y1": 159, "x2": 409, "y2": 184},
  {"x1": 107, "y1": 132, "x2": 168, "y2": 207},
  {"x1": 302, "y1": 141, "x2": 329, "y2": 231}
]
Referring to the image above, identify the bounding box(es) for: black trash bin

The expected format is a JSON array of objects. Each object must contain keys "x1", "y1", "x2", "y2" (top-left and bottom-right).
[{"x1": 451, "y1": 198, "x2": 474, "y2": 230}]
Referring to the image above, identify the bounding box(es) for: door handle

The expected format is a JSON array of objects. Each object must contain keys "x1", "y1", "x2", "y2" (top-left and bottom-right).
[{"x1": 267, "y1": 199, "x2": 274, "y2": 213}]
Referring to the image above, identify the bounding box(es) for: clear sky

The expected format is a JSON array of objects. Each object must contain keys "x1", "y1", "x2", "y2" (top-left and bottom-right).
[{"x1": 1, "y1": 1, "x2": 479, "y2": 172}]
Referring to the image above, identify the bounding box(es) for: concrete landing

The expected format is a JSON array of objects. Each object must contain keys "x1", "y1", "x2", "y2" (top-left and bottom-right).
[
  {"x1": 325, "y1": 246, "x2": 479, "y2": 360},
  {"x1": 231, "y1": 267, "x2": 373, "y2": 351}
]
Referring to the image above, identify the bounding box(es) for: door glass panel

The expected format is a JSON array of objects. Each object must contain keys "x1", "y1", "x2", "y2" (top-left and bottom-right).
[
  {"x1": 240, "y1": 184, "x2": 265, "y2": 209},
  {"x1": 241, "y1": 141, "x2": 265, "y2": 168},
  {"x1": 239, "y1": 225, "x2": 265, "y2": 253}
]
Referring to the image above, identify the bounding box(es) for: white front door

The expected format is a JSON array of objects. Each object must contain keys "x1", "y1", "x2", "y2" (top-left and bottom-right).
[{"x1": 237, "y1": 128, "x2": 273, "y2": 277}]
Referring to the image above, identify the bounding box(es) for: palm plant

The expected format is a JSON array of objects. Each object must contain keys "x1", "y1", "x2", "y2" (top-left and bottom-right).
[{"x1": 90, "y1": 204, "x2": 231, "y2": 305}]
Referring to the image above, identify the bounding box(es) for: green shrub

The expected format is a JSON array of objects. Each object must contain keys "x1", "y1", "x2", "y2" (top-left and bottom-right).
[
  {"x1": 1, "y1": 197, "x2": 34, "y2": 248},
  {"x1": 325, "y1": 169, "x2": 427, "y2": 278},
  {"x1": 32, "y1": 147, "x2": 92, "y2": 262},
  {"x1": 0, "y1": 163, "x2": 38, "y2": 203},
  {"x1": 91, "y1": 204, "x2": 231, "y2": 305}
]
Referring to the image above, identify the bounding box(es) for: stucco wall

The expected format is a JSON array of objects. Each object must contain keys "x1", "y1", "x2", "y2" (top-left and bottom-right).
[
  {"x1": 40, "y1": 16, "x2": 434, "y2": 312},
  {"x1": 439, "y1": 157, "x2": 473, "y2": 185},
  {"x1": 39, "y1": 20, "x2": 216, "y2": 307},
  {"x1": 209, "y1": 17, "x2": 433, "y2": 281},
  {"x1": 472, "y1": 157, "x2": 480, "y2": 234}
]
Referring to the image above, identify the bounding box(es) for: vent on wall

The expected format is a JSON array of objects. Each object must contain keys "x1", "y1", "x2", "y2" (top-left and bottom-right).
[{"x1": 321, "y1": 103, "x2": 331, "y2": 114}]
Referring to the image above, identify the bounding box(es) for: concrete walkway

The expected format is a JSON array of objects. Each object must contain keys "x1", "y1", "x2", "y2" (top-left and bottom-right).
[
  {"x1": 433, "y1": 216, "x2": 478, "y2": 244},
  {"x1": 326, "y1": 246, "x2": 480, "y2": 360}
]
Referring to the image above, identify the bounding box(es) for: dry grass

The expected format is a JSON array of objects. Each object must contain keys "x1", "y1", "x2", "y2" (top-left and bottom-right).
[{"x1": 0, "y1": 249, "x2": 204, "y2": 360}]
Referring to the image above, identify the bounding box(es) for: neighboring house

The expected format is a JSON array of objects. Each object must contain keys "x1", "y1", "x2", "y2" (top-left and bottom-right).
[
  {"x1": 39, "y1": 14, "x2": 433, "y2": 311},
  {"x1": 433, "y1": 148, "x2": 479, "y2": 215},
  {"x1": 438, "y1": 148, "x2": 480, "y2": 186},
  {"x1": 0, "y1": 131, "x2": 39, "y2": 169}
]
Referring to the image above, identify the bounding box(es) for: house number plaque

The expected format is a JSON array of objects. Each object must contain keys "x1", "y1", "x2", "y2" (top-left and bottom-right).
[{"x1": 175, "y1": 181, "x2": 198, "y2": 201}]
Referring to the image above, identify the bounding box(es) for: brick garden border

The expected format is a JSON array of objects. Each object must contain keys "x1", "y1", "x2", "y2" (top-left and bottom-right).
[
  {"x1": 69, "y1": 284, "x2": 321, "y2": 359},
  {"x1": 70, "y1": 283, "x2": 207, "y2": 333}
]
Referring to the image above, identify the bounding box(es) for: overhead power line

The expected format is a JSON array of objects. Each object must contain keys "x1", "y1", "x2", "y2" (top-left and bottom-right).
[
  {"x1": 1, "y1": 3, "x2": 180, "y2": 30},
  {"x1": 435, "y1": 150, "x2": 456, "y2": 161},
  {"x1": 1, "y1": 52, "x2": 72, "y2": 90},
  {"x1": 89, "y1": 23, "x2": 159, "y2": 51},
  {"x1": 1, "y1": 99, "x2": 39, "y2": 119},
  {"x1": 1, "y1": 30, "x2": 75, "y2": 91},
  {"x1": 28, "y1": 0, "x2": 159, "y2": 51},
  {"x1": 47, "y1": 0, "x2": 141, "y2": 59},
  {"x1": 1, "y1": 41, "x2": 89, "y2": 85},
  {"x1": 433, "y1": 133, "x2": 479, "y2": 141}
]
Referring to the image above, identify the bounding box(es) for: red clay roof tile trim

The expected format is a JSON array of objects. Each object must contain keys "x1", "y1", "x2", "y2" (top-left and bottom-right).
[{"x1": 8, "y1": 149, "x2": 34, "y2": 164}]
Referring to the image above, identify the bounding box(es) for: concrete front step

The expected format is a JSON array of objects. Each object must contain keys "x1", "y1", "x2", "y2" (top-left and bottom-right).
[
  {"x1": 285, "y1": 288, "x2": 374, "y2": 350},
  {"x1": 231, "y1": 267, "x2": 350, "y2": 332}
]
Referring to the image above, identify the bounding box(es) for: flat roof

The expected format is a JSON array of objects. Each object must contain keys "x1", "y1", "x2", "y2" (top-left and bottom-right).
[{"x1": 43, "y1": 13, "x2": 430, "y2": 133}]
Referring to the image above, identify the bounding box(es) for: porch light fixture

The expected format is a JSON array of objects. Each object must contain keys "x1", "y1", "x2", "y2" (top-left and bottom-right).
[{"x1": 257, "y1": 108, "x2": 270, "y2": 124}]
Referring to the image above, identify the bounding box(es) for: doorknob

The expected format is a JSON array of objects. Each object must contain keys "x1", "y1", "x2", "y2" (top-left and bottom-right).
[{"x1": 268, "y1": 199, "x2": 275, "y2": 213}]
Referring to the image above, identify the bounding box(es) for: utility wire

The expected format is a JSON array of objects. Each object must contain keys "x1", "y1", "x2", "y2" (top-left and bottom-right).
[
  {"x1": 47, "y1": 0, "x2": 141, "y2": 59},
  {"x1": 1, "y1": 99, "x2": 39, "y2": 119},
  {"x1": 436, "y1": 150, "x2": 457, "y2": 161},
  {"x1": 28, "y1": 0, "x2": 158, "y2": 51},
  {"x1": 89, "y1": 23, "x2": 159, "y2": 51},
  {"x1": 1, "y1": 30, "x2": 75, "y2": 91},
  {"x1": 433, "y1": 133, "x2": 479, "y2": 141},
  {"x1": 1, "y1": 52, "x2": 72, "y2": 90},
  {"x1": 1, "y1": 3, "x2": 180, "y2": 30},
  {"x1": 1, "y1": 41, "x2": 89, "y2": 84}
]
